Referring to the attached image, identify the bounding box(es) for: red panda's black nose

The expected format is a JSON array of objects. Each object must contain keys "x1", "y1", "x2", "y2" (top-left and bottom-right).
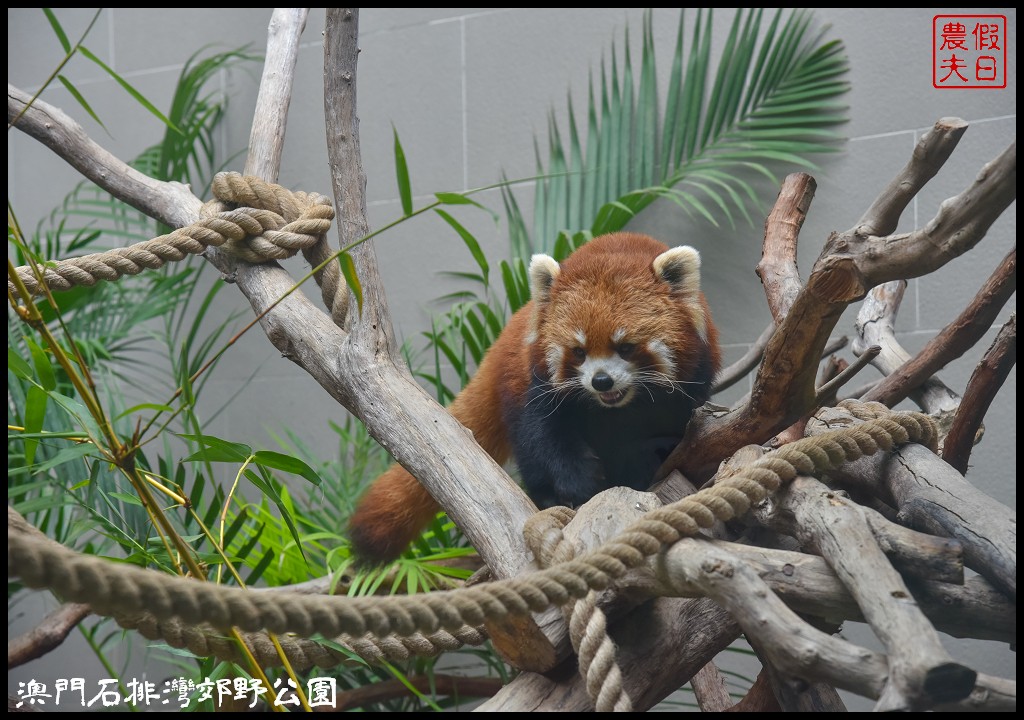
[{"x1": 592, "y1": 372, "x2": 614, "y2": 392}]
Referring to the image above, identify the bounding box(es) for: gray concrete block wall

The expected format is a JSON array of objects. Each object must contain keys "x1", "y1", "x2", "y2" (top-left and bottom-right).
[{"x1": 8, "y1": 7, "x2": 1015, "y2": 711}]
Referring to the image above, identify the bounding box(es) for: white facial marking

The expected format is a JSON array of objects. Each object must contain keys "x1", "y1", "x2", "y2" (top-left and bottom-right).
[
  {"x1": 546, "y1": 345, "x2": 565, "y2": 383},
  {"x1": 611, "y1": 327, "x2": 627, "y2": 344},
  {"x1": 647, "y1": 339, "x2": 677, "y2": 375},
  {"x1": 574, "y1": 329, "x2": 587, "y2": 347}
]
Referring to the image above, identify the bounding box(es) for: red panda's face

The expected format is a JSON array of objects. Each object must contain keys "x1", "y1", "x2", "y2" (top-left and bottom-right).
[
  {"x1": 543, "y1": 321, "x2": 678, "y2": 408},
  {"x1": 527, "y1": 236, "x2": 712, "y2": 409}
]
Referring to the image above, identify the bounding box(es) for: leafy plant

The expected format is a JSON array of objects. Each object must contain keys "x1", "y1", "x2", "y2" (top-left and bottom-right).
[
  {"x1": 418, "y1": 8, "x2": 848, "y2": 404},
  {"x1": 8, "y1": 19, "x2": 278, "y2": 705},
  {"x1": 516, "y1": 8, "x2": 849, "y2": 255}
]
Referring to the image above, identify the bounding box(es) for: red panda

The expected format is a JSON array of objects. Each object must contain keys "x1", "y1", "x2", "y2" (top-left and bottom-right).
[{"x1": 347, "y1": 232, "x2": 721, "y2": 564}]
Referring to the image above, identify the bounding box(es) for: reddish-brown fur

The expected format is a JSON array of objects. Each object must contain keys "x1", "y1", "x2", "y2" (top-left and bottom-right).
[{"x1": 347, "y1": 232, "x2": 719, "y2": 564}]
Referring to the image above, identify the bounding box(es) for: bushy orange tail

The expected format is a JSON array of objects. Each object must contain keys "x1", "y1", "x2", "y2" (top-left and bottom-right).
[
  {"x1": 347, "y1": 462, "x2": 441, "y2": 565},
  {"x1": 346, "y1": 310, "x2": 529, "y2": 565}
]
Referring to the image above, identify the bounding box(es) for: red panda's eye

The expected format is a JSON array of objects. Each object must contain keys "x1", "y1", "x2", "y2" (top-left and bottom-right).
[
  {"x1": 617, "y1": 343, "x2": 636, "y2": 357},
  {"x1": 572, "y1": 347, "x2": 586, "y2": 361}
]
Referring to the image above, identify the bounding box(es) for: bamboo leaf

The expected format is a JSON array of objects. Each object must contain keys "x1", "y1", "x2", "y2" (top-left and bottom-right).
[
  {"x1": 338, "y1": 251, "x2": 363, "y2": 314},
  {"x1": 252, "y1": 451, "x2": 323, "y2": 488},
  {"x1": 78, "y1": 46, "x2": 180, "y2": 133},
  {"x1": 180, "y1": 434, "x2": 252, "y2": 463},
  {"x1": 436, "y1": 209, "x2": 489, "y2": 280},
  {"x1": 57, "y1": 75, "x2": 106, "y2": 130},
  {"x1": 393, "y1": 126, "x2": 413, "y2": 216},
  {"x1": 42, "y1": 8, "x2": 72, "y2": 52},
  {"x1": 26, "y1": 337, "x2": 56, "y2": 391}
]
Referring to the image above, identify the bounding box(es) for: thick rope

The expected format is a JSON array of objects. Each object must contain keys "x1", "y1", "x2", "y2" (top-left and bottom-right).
[
  {"x1": 8, "y1": 409, "x2": 937, "y2": 669},
  {"x1": 525, "y1": 507, "x2": 633, "y2": 712},
  {"x1": 118, "y1": 610, "x2": 486, "y2": 671},
  {"x1": 10, "y1": 173, "x2": 348, "y2": 325}
]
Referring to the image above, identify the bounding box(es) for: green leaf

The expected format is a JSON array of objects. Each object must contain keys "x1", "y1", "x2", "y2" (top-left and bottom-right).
[
  {"x1": 43, "y1": 8, "x2": 72, "y2": 52},
  {"x1": 179, "y1": 434, "x2": 252, "y2": 463},
  {"x1": 500, "y1": 260, "x2": 523, "y2": 311},
  {"x1": 252, "y1": 451, "x2": 323, "y2": 487},
  {"x1": 31, "y1": 442, "x2": 98, "y2": 473},
  {"x1": 393, "y1": 126, "x2": 413, "y2": 216},
  {"x1": 7, "y1": 348, "x2": 35, "y2": 382},
  {"x1": 108, "y1": 492, "x2": 144, "y2": 507},
  {"x1": 435, "y1": 209, "x2": 489, "y2": 280},
  {"x1": 338, "y1": 251, "x2": 363, "y2": 314},
  {"x1": 435, "y1": 192, "x2": 484, "y2": 208},
  {"x1": 26, "y1": 338, "x2": 56, "y2": 391},
  {"x1": 47, "y1": 390, "x2": 102, "y2": 443},
  {"x1": 78, "y1": 45, "x2": 181, "y2": 133},
  {"x1": 245, "y1": 548, "x2": 276, "y2": 585},
  {"x1": 57, "y1": 75, "x2": 106, "y2": 130},
  {"x1": 116, "y1": 402, "x2": 175, "y2": 420},
  {"x1": 23, "y1": 386, "x2": 49, "y2": 467}
]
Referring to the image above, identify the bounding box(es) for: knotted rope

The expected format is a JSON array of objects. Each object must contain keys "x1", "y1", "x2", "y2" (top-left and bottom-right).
[
  {"x1": 8, "y1": 406, "x2": 937, "y2": 690},
  {"x1": 525, "y1": 506, "x2": 633, "y2": 712},
  {"x1": 10, "y1": 173, "x2": 348, "y2": 324}
]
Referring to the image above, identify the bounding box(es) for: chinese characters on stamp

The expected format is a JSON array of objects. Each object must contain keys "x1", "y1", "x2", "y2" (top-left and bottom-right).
[{"x1": 934, "y1": 15, "x2": 1007, "y2": 88}]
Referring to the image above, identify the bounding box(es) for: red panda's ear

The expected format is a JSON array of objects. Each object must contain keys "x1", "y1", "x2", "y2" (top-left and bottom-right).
[
  {"x1": 527, "y1": 254, "x2": 560, "y2": 343},
  {"x1": 653, "y1": 245, "x2": 701, "y2": 299},
  {"x1": 528, "y1": 254, "x2": 560, "y2": 306}
]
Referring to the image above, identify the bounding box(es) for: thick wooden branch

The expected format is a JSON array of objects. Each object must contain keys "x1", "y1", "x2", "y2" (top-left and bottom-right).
[
  {"x1": 726, "y1": 670, "x2": 784, "y2": 712},
  {"x1": 943, "y1": 314, "x2": 1017, "y2": 473},
  {"x1": 852, "y1": 141, "x2": 1016, "y2": 287},
  {"x1": 476, "y1": 596, "x2": 739, "y2": 711},
  {"x1": 656, "y1": 537, "x2": 1009, "y2": 711},
  {"x1": 757, "y1": 173, "x2": 816, "y2": 322},
  {"x1": 650, "y1": 538, "x2": 1012, "y2": 644},
  {"x1": 246, "y1": 9, "x2": 307, "y2": 181},
  {"x1": 855, "y1": 117, "x2": 968, "y2": 236},
  {"x1": 862, "y1": 249, "x2": 1016, "y2": 407},
  {"x1": 689, "y1": 662, "x2": 734, "y2": 712},
  {"x1": 7, "y1": 85, "x2": 201, "y2": 227},
  {"x1": 320, "y1": 9, "x2": 563, "y2": 670},
  {"x1": 747, "y1": 633, "x2": 848, "y2": 712},
  {"x1": 755, "y1": 477, "x2": 976, "y2": 709},
  {"x1": 7, "y1": 603, "x2": 92, "y2": 670},
  {"x1": 658, "y1": 119, "x2": 1016, "y2": 483},
  {"x1": 318, "y1": 4, "x2": 543, "y2": 595},
  {"x1": 853, "y1": 280, "x2": 962, "y2": 429},
  {"x1": 809, "y1": 407, "x2": 1016, "y2": 600}
]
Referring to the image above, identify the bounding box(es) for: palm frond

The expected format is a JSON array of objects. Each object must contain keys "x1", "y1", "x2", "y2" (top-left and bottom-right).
[{"x1": 504, "y1": 7, "x2": 849, "y2": 253}]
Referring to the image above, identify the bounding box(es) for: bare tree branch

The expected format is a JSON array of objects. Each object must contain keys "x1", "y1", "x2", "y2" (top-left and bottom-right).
[
  {"x1": 713, "y1": 322, "x2": 775, "y2": 394},
  {"x1": 7, "y1": 603, "x2": 92, "y2": 670},
  {"x1": 757, "y1": 173, "x2": 816, "y2": 322},
  {"x1": 658, "y1": 119, "x2": 1015, "y2": 483},
  {"x1": 852, "y1": 141, "x2": 1016, "y2": 286},
  {"x1": 862, "y1": 249, "x2": 1016, "y2": 407},
  {"x1": 943, "y1": 314, "x2": 1017, "y2": 474},
  {"x1": 689, "y1": 662, "x2": 734, "y2": 712},
  {"x1": 755, "y1": 477, "x2": 976, "y2": 709},
  {"x1": 7, "y1": 84, "x2": 201, "y2": 227},
  {"x1": 809, "y1": 407, "x2": 1016, "y2": 600},
  {"x1": 855, "y1": 117, "x2": 968, "y2": 236},
  {"x1": 853, "y1": 280, "x2": 963, "y2": 429},
  {"x1": 814, "y1": 345, "x2": 878, "y2": 407},
  {"x1": 725, "y1": 670, "x2": 783, "y2": 712}
]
